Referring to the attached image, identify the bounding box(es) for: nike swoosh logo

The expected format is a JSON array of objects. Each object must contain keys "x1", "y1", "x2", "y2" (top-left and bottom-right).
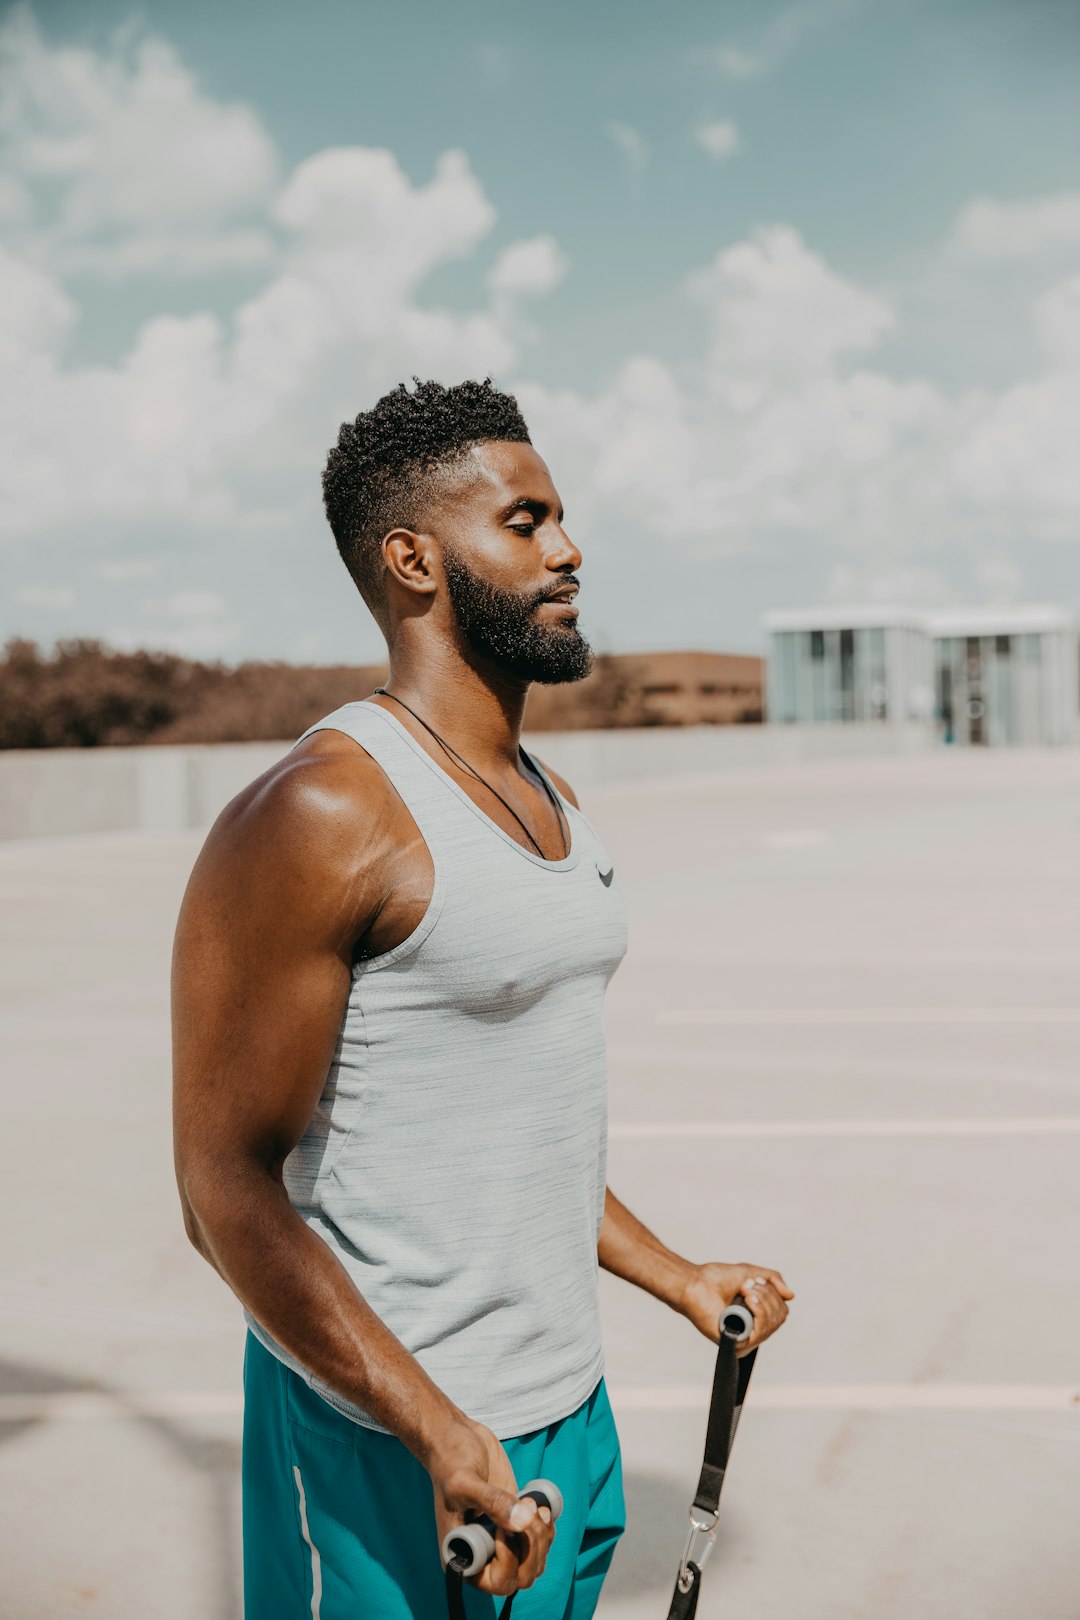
[{"x1": 597, "y1": 866, "x2": 614, "y2": 886}]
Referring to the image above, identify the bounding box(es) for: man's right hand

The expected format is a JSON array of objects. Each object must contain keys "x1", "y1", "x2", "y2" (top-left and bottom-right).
[{"x1": 429, "y1": 1418, "x2": 556, "y2": 1598}]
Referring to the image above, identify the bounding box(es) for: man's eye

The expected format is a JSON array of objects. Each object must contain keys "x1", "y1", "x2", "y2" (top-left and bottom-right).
[{"x1": 509, "y1": 522, "x2": 535, "y2": 536}]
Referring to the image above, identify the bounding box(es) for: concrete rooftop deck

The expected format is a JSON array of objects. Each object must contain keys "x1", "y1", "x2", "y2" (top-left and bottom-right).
[{"x1": 1, "y1": 746, "x2": 1078, "y2": 1618}]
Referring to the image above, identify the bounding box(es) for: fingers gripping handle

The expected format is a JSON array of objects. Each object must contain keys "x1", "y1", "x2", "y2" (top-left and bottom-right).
[
  {"x1": 720, "y1": 1299, "x2": 754, "y2": 1343},
  {"x1": 441, "y1": 1479, "x2": 564, "y2": 1576}
]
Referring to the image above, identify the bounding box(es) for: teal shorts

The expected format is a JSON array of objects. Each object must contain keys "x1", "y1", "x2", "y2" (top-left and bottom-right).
[{"x1": 241, "y1": 1331, "x2": 626, "y2": 1618}]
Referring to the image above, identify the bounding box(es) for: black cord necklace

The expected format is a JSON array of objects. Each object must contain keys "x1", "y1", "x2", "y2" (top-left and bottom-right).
[{"x1": 371, "y1": 687, "x2": 569, "y2": 861}]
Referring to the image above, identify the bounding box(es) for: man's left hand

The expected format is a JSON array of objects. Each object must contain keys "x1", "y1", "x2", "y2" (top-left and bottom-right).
[{"x1": 678, "y1": 1261, "x2": 794, "y2": 1356}]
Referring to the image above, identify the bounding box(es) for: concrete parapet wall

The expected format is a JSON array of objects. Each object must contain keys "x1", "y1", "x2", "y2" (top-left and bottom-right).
[
  {"x1": 0, "y1": 722, "x2": 935, "y2": 842},
  {"x1": 529, "y1": 719, "x2": 934, "y2": 791},
  {"x1": 0, "y1": 742, "x2": 288, "y2": 842}
]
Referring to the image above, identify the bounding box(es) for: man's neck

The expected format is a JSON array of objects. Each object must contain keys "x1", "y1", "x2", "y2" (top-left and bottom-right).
[{"x1": 373, "y1": 655, "x2": 530, "y2": 775}]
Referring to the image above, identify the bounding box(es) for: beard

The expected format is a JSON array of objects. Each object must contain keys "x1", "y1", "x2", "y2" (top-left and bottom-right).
[{"x1": 440, "y1": 544, "x2": 595, "y2": 685}]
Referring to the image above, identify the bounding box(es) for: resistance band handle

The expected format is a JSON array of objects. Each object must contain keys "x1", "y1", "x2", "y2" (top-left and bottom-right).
[
  {"x1": 720, "y1": 1299, "x2": 755, "y2": 1342},
  {"x1": 441, "y1": 1478, "x2": 564, "y2": 1577}
]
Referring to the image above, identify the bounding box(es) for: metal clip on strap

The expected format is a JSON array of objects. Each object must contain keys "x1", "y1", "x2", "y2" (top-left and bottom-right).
[{"x1": 676, "y1": 1506, "x2": 718, "y2": 1592}]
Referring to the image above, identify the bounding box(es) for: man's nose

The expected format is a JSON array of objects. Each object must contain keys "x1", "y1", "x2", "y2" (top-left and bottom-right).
[{"x1": 547, "y1": 525, "x2": 581, "y2": 572}]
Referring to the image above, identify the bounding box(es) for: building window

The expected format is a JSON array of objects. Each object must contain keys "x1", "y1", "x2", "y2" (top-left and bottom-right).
[
  {"x1": 775, "y1": 632, "x2": 797, "y2": 723},
  {"x1": 809, "y1": 630, "x2": 825, "y2": 659}
]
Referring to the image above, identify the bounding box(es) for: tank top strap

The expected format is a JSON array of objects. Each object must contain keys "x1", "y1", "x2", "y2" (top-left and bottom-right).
[{"x1": 292, "y1": 699, "x2": 455, "y2": 849}]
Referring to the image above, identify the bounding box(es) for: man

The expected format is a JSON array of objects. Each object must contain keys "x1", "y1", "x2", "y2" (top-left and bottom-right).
[{"x1": 171, "y1": 377, "x2": 793, "y2": 1619}]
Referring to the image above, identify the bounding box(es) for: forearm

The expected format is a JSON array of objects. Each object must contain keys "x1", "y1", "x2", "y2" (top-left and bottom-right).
[
  {"x1": 186, "y1": 1166, "x2": 467, "y2": 1469},
  {"x1": 597, "y1": 1185, "x2": 694, "y2": 1312}
]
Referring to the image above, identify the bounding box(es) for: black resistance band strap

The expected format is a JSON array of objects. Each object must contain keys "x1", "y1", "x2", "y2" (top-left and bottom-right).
[
  {"x1": 446, "y1": 1562, "x2": 517, "y2": 1620},
  {"x1": 664, "y1": 1334, "x2": 758, "y2": 1620}
]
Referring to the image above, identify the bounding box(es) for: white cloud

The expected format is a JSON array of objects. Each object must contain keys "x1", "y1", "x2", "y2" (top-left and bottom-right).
[
  {"x1": 826, "y1": 565, "x2": 955, "y2": 607},
  {"x1": 487, "y1": 236, "x2": 568, "y2": 299},
  {"x1": 146, "y1": 589, "x2": 229, "y2": 620},
  {"x1": 18, "y1": 583, "x2": 74, "y2": 609},
  {"x1": 686, "y1": 226, "x2": 893, "y2": 406},
  {"x1": 947, "y1": 191, "x2": 1080, "y2": 262},
  {"x1": 0, "y1": 126, "x2": 551, "y2": 540},
  {"x1": 951, "y1": 372, "x2": 1080, "y2": 523},
  {"x1": 695, "y1": 120, "x2": 740, "y2": 161},
  {"x1": 0, "y1": 242, "x2": 75, "y2": 361},
  {"x1": 97, "y1": 557, "x2": 156, "y2": 581},
  {"x1": 0, "y1": 11, "x2": 544, "y2": 540},
  {"x1": 518, "y1": 229, "x2": 944, "y2": 560},
  {"x1": 0, "y1": 5, "x2": 278, "y2": 277},
  {"x1": 975, "y1": 556, "x2": 1024, "y2": 603},
  {"x1": 709, "y1": 0, "x2": 856, "y2": 80},
  {"x1": 517, "y1": 209, "x2": 1080, "y2": 599},
  {"x1": 604, "y1": 121, "x2": 648, "y2": 173},
  {"x1": 108, "y1": 588, "x2": 240, "y2": 657},
  {"x1": 709, "y1": 46, "x2": 760, "y2": 80},
  {"x1": 946, "y1": 276, "x2": 1080, "y2": 528},
  {"x1": 0, "y1": 172, "x2": 32, "y2": 225},
  {"x1": 274, "y1": 147, "x2": 493, "y2": 270},
  {"x1": 1035, "y1": 273, "x2": 1080, "y2": 364}
]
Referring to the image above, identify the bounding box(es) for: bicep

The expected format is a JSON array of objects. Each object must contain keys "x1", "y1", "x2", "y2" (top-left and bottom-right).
[{"x1": 171, "y1": 770, "x2": 376, "y2": 1202}]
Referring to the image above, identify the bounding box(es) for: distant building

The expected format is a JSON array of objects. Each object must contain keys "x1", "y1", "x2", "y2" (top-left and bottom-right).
[
  {"x1": 925, "y1": 606, "x2": 1079, "y2": 747},
  {"x1": 524, "y1": 649, "x2": 764, "y2": 730},
  {"x1": 764, "y1": 604, "x2": 1079, "y2": 747},
  {"x1": 763, "y1": 607, "x2": 934, "y2": 728},
  {"x1": 632, "y1": 650, "x2": 764, "y2": 727}
]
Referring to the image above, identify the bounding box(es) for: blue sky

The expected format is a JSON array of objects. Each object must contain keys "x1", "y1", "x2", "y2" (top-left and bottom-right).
[{"x1": 3, "y1": 0, "x2": 1079, "y2": 663}]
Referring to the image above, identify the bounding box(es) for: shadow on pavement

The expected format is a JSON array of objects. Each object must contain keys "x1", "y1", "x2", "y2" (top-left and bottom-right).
[
  {"x1": 0, "y1": 1354, "x2": 240, "y2": 1620},
  {"x1": 1, "y1": 1359, "x2": 755, "y2": 1615},
  {"x1": 606, "y1": 1466, "x2": 751, "y2": 1599}
]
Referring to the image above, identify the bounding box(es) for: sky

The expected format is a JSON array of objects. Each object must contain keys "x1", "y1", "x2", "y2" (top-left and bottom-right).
[{"x1": 2, "y1": 0, "x2": 1079, "y2": 665}]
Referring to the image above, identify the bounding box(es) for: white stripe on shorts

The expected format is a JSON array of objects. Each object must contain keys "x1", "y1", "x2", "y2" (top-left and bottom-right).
[{"x1": 292, "y1": 1464, "x2": 323, "y2": 1620}]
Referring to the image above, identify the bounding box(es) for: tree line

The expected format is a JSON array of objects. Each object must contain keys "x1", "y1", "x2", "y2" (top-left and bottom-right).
[{"x1": 0, "y1": 637, "x2": 676, "y2": 748}]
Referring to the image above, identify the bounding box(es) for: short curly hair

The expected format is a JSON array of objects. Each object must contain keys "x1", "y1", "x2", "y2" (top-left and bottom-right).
[{"x1": 322, "y1": 376, "x2": 531, "y2": 624}]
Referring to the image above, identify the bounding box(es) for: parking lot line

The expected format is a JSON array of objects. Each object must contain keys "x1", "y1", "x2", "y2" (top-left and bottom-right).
[
  {"x1": 609, "y1": 1385, "x2": 1080, "y2": 1411},
  {"x1": 609, "y1": 1117, "x2": 1080, "y2": 1138},
  {"x1": 2, "y1": 1386, "x2": 1077, "y2": 1422},
  {"x1": 658, "y1": 1008, "x2": 1080, "y2": 1025}
]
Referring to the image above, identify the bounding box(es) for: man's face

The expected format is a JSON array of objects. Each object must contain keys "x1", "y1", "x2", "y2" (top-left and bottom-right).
[{"x1": 435, "y1": 441, "x2": 594, "y2": 686}]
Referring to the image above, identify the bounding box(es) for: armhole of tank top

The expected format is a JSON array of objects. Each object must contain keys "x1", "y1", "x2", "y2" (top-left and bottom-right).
[
  {"x1": 293, "y1": 719, "x2": 446, "y2": 976},
  {"x1": 521, "y1": 748, "x2": 581, "y2": 822}
]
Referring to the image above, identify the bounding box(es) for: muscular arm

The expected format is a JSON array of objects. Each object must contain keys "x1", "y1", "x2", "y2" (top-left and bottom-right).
[
  {"x1": 171, "y1": 745, "x2": 466, "y2": 1469},
  {"x1": 597, "y1": 1185, "x2": 696, "y2": 1306}
]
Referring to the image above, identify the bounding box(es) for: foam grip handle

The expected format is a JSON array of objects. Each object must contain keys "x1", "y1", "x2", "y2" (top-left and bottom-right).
[
  {"x1": 441, "y1": 1478, "x2": 564, "y2": 1574},
  {"x1": 442, "y1": 1518, "x2": 497, "y2": 1577},
  {"x1": 519, "y1": 1478, "x2": 564, "y2": 1522},
  {"x1": 720, "y1": 1300, "x2": 755, "y2": 1342}
]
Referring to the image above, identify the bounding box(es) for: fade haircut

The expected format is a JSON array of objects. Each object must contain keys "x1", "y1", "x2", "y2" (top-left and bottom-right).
[{"x1": 322, "y1": 377, "x2": 532, "y2": 623}]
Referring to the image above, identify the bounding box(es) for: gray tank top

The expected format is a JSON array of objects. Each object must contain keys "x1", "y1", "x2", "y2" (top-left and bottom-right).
[{"x1": 245, "y1": 699, "x2": 629, "y2": 1438}]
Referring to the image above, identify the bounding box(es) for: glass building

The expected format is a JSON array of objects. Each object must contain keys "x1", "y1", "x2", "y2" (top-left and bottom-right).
[
  {"x1": 764, "y1": 608, "x2": 934, "y2": 727},
  {"x1": 923, "y1": 607, "x2": 1080, "y2": 747},
  {"x1": 765, "y1": 604, "x2": 1079, "y2": 746}
]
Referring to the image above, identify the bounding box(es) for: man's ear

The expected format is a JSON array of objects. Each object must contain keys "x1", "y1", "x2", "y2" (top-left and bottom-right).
[{"x1": 382, "y1": 528, "x2": 438, "y2": 597}]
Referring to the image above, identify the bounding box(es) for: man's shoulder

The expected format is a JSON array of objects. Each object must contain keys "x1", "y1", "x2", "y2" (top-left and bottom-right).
[
  {"x1": 202, "y1": 728, "x2": 398, "y2": 880},
  {"x1": 233, "y1": 728, "x2": 389, "y2": 820}
]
